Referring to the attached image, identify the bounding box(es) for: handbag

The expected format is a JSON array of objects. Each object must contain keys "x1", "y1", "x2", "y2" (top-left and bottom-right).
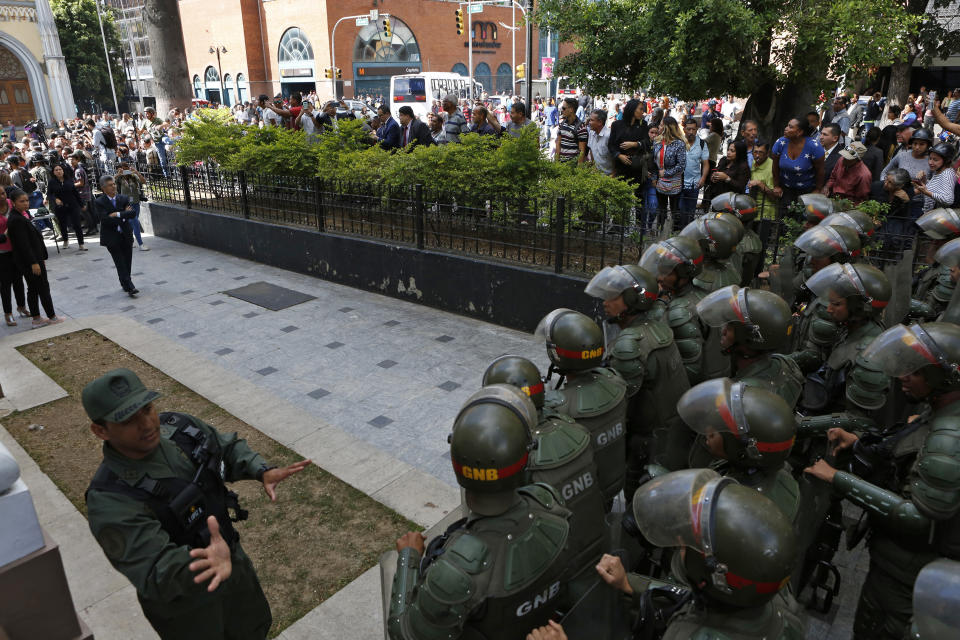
[{"x1": 655, "y1": 142, "x2": 680, "y2": 193}]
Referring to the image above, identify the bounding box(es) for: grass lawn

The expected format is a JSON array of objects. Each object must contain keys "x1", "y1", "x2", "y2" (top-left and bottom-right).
[{"x1": 3, "y1": 329, "x2": 416, "y2": 637}]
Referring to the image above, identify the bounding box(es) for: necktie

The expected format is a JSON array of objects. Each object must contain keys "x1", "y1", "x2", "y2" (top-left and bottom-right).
[
  {"x1": 403, "y1": 126, "x2": 408, "y2": 146},
  {"x1": 111, "y1": 197, "x2": 116, "y2": 209}
]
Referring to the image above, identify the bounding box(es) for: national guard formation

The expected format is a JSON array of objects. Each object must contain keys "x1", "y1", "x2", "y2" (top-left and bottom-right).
[{"x1": 80, "y1": 192, "x2": 960, "y2": 640}]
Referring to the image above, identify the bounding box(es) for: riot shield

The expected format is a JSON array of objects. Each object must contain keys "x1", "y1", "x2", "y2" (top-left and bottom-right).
[
  {"x1": 380, "y1": 550, "x2": 398, "y2": 640},
  {"x1": 941, "y1": 276, "x2": 960, "y2": 324},
  {"x1": 883, "y1": 249, "x2": 914, "y2": 327}
]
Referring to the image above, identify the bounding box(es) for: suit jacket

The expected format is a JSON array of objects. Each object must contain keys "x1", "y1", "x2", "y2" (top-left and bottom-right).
[
  {"x1": 823, "y1": 146, "x2": 842, "y2": 182},
  {"x1": 377, "y1": 117, "x2": 402, "y2": 150},
  {"x1": 400, "y1": 120, "x2": 435, "y2": 150},
  {"x1": 4, "y1": 211, "x2": 47, "y2": 272},
  {"x1": 93, "y1": 193, "x2": 137, "y2": 249}
]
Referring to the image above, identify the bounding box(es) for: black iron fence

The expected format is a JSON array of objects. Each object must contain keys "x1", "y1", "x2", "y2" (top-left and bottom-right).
[{"x1": 120, "y1": 159, "x2": 926, "y2": 278}]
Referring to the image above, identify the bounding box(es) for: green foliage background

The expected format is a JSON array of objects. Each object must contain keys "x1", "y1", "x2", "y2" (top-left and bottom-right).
[
  {"x1": 52, "y1": 0, "x2": 127, "y2": 113},
  {"x1": 174, "y1": 110, "x2": 638, "y2": 223}
]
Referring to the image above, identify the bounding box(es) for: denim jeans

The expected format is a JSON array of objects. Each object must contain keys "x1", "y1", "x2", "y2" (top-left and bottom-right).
[
  {"x1": 129, "y1": 201, "x2": 143, "y2": 245},
  {"x1": 677, "y1": 186, "x2": 700, "y2": 228}
]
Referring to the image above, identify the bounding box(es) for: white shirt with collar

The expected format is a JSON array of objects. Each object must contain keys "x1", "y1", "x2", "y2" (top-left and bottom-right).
[{"x1": 587, "y1": 126, "x2": 614, "y2": 175}]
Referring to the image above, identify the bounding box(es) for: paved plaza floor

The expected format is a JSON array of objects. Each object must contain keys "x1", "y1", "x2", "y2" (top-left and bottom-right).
[{"x1": 0, "y1": 213, "x2": 866, "y2": 638}]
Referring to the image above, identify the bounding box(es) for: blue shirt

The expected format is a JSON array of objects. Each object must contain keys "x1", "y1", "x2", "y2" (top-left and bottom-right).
[
  {"x1": 545, "y1": 106, "x2": 559, "y2": 126},
  {"x1": 683, "y1": 137, "x2": 710, "y2": 188},
  {"x1": 771, "y1": 136, "x2": 825, "y2": 190}
]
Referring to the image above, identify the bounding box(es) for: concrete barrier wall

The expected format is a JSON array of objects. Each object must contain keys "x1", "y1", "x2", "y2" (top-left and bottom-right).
[{"x1": 148, "y1": 203, "x2": 600, "y2": 332}]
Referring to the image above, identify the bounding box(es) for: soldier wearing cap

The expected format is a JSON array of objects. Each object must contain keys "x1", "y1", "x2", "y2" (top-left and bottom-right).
[{"x1": 82, "y1": 368, "x2": 309, "y2": 640}]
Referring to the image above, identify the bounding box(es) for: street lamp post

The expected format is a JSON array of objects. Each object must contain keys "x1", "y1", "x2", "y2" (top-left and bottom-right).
[
  {"x1": 95, "y1": 0, "x2": 120, "y2": 115},
  {"x1": 209, "y1": 46, "x2": 227, "y2": 106}
]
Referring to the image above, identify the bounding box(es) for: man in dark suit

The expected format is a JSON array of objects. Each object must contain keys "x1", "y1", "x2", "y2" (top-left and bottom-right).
[
  {"x1": 376, "y1": 104, "x2": 401, "y2": 151},
  {"x1": 820, "y1": 123, "x2": 843, "y2": 182},
  {"x1": 93, "y1": 175, "x2": 139, "y2": 296},
  {"x1": 396, "y1": 106, "x2": 435, "y2": 151}
]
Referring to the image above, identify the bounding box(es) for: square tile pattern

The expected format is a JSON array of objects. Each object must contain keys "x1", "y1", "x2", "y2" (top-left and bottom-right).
[
  {"x1": 377, "y1": 360, "x2": 397, "y2": 369},
  {"x1": 437, "y1": 381, "x2": 461, "y2": 392},
  {"x1": 280, "y1": 325, "x2": 298, "y2": 333},
  {"x1": 435, "y1": 335, "x2": 454, "y2": 343},
  {"x1": 224, "y1": 281, "x2": 315, "y2": 311},
  {"x1": 307, "y1": 388, "x2": 330, "y2": 400},
  {"x1": 325, "y1": 341, "x2": 344, "y2": 349},
  {"x1": 215, "y1": 348, "x2": 234, "y2": 356},
  {"x1": 256, "y1": 366, "x2": 278, "y2": 376},
  {"x1": 368, "y1": 415, "x2": 393, "y2": 428},
  {"x1": 179, "y1": 332, "x2": 197, "y2": 339}
]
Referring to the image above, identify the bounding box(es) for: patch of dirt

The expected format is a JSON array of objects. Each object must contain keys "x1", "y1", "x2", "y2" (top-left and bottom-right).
[{"x1": 5, "y1": 329, "x2": 416, "y2": 637}]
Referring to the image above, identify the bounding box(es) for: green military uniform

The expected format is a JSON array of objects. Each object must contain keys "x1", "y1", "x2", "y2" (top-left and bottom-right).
[
  {"x1": 710, "y1": 192, "x2": 766, "y2": 288},
  {"x1": 621, "y1": 469, "x2": 806, "y2": 640},
  {"x1": 537, "y1": 308, "x2": 628, "y2": 506},
  {"x1": 663, "y1": 284, "x2": 712, "y2": 384},
  {"x1": 790, "y1": 297, "x2": 841, "y2": 374},
  {"x1": 82, "y1": 370, "x2": 273, "y2": 640},
  {"x1": 831, "y1": 323, "x2": 960, "y2": 639},
  {"x1": 912, "y1": 264, "x2": 955, "y2": 320},
  {"x1": 388, "y1": 386, "x2": 575, "y2": 640},
  {"x1": 736, "y1": 354, "x2": 805, "y2": 409}
]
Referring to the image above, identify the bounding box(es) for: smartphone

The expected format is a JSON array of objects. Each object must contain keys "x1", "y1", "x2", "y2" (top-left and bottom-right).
[{"x1": 929, "y1": 90, "x2": 938, "y2": 102}]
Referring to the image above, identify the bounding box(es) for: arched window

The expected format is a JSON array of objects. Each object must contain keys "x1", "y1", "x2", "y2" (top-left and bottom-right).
[
  {"x1": 352, "y1": 16, "x2": 419, "y2": 63},
  {"x1": 278, "y1": 27, "x2": 314, "y2": 63},
  {"x1": 236, "y1": 73, "x2": 248, "y2": 103},
  {"x1": 193, "y1": 75, "x2": 202, "y2": 99},
  {"x1": 204, "y1": 66, "x2": 219, "y2": 83},
  {"x1": 495, "y1": 63, "x2": 512, "y2": 94},
  {"x1": 474, "y1": 63, "x2": 491, "y2": 96},
  {"x1": 451, "y1": 63, "x2": 468, "y2": 77},
  {"x1": 222, "y1": 73, "x2": 233, "y2": 107}
]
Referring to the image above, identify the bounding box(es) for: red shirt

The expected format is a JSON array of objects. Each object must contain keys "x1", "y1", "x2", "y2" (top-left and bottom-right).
[
  {"x1": 288, "y1": 106, "x2": 302, "y2": 130},
  {"x1": 826, "y1": 159, "x2": 873, "y2": 204}
]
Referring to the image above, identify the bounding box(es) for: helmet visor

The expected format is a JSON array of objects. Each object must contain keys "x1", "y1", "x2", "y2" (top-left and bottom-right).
[
  {"x1": 799, "y1": 193, "x2": 834, "y2": 220},
  {"x1": 805, "y1": 263, "x2": 869, "y2": 301},
  {"x1": 935, "y1": 237, "x2": 960, "y2": 268},
  {"x1": 585, "y1": 265, "x2": 639, "y2": 301},
  {"x1": 821, "y1": 211, "x2": 875, "y2": 237},
  {"x1": 794, "y1": 225, "x2": 851, "y2": 258},
  {"x1": 696, "y1": 285, "x2": 749, "y2": 328},
  {"x1": 632, "y1": 468, "x2": 727, "y2": 552},
  {"x1": 677, "y1": 378, "x2": 749, "y2": 439},
  {"x1": 639, "y1": 241, "x2": 700, "y2": 277},
  {"x1": 534, "y1": 308, "x2": 574, "y2": 340},
  {"x1": 913, "y1": 559, "x2": 960, "y2": 640},
  {"x1": 861, "y1": 323, "x2": 955, "y2": 378},
  {"x1": 917, "y1": 208, "x2": 960, "y2": 240}
]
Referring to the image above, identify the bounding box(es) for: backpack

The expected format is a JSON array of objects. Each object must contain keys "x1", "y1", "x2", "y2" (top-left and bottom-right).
[{"x1": 101, "y1": 127, "x2": 117, "y2": 150}]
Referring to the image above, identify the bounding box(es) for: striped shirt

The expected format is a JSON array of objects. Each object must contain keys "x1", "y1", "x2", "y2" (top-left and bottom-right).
[
  {"x1": 441, "y1": 110, "x2": 470, "y2": 144},
  {"x1": 557, "y1": 117, "x2": 588, "y2": 162}
]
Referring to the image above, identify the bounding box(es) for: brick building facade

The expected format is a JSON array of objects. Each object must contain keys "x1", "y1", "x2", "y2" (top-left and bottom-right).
[{"x1": 178, "y1": 0, "x2": 569, "y2": 105}]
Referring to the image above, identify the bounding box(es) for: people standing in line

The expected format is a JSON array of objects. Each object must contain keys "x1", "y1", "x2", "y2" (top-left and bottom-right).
[
  {"x1": 93, "y1": 176, "x2": 139, "y2": 297},
  {"x1": 770, "y1": 116, "x2": 826, "y2": 219},
  {"x1": 586, "y1": 109, "x2": 614, "y2": 176},
  {"x1": 679, "y1": 118, "x2": 710, "y2": 225},
  {"x1": 0, "y1": 194, "x2": 28, "y2": 326},
  {"x1": 652, "y1": 116, "x2": 687, "y2": 230},
  {"x1": 47, "y1": 163, "x2": 87, "y2": 251},
  {"x1": 116, "y1": 159, "x2": 149, "y2": 251},
  {"x1": 3, "y1": 188, "x2": 63, "y2": 327},
  {"x1": 555, "y1": 97, "x2": 588, "y2": 164}
]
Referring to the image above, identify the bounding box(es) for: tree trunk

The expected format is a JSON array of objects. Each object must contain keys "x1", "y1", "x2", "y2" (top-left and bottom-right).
[
  {"x1": 887, "y1": 58, "x2": 914, "y2": 107},
  {"x1": 143, "y1": 0, "x2": 192, "y2": 116},
  {"x1": 739, "y1": 81, "x2": 815, "y2": 144}
]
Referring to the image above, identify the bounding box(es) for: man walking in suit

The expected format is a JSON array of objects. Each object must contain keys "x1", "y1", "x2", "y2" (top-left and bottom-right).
[
  {"x1": 376, "y1": 105, "x2": 401, "y2": 151},
  {"x1": 396, "y1": 106, "x2": 435, "y2": 150},
  {"x1": 94, "y1": 176, "x2": 139, "y2": 297}
]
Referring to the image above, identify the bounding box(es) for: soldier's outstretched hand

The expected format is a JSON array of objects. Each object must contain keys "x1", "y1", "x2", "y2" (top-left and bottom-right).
[
  {"x1": 526, "y1": 620, "x2": 567, "y2": 640},
  {"x1": 396, "y1": 531, "x2": 426, "y2": 554},
  {"x1": 261, "y1": 459, "x2": 311, "y2": 502},
  {"x1": 188, "y1": 516, "x2": 233, "y2": 592},
  {"x1": 596, "y1": 553, "x2": 632, "y2": 594}
]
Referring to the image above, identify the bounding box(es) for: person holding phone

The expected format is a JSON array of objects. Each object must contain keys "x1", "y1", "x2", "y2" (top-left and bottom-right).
[{"x1": 916, "y1": 142, "x2": 956, "y2": 212}]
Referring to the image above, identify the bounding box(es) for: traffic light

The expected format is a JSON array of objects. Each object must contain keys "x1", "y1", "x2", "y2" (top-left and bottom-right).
[
  {"x1": 324, "y1": 68, "x2": 333, "y2": 79},
  {"x1": 335, "y1": 68, "x2": 342, "y2": 80},
  {"x1": 383, "y1": 17, "x2": 391, "y2": 38},
  {"x1": 516, "y1": 63, "x2": 525, "y2": 80},
  {"x1": 455, "y1": 9, "x2": 464, "y2": 35}
]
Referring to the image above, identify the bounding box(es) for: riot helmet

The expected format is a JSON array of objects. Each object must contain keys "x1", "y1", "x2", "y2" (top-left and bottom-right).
[
  {"x1": 585, "y1": 264, "x2": 659, "y2": 316},
  {"x1": 679, "y1": 214, "x2": 744, "y2": 260},
  {"x1": 482, "y1": 355, "x2": 545, "y2": 409},
  {"x1": 710, "y1": 192, "x2": 759, "y2": 225},
  {"x1": 805, "y1": 262, "x2": 890, "y2": 320},
  {"x1": 696, "y1": 285, "x2": 793, "y2": 352},
  {"x1": 678, "y1": 378, "x2": 796, "y2": 469},
  {"x1": 450, "y1": 384, "x2": 538, "y2": 515},
  {"x1": 916, "y1": 208, "x2": 960, "y2": 240},
  {"x1": 911, "y1": 128, "x2": 934, "y2": 145},
  {"x1": 632, "y1": 469, "x2": 796, "y2": 607},
  {"x1": 799, "y1": 193, "x2": 834, "y2": 227},
  {"x1": 934, "y1": 237, "x2": 960, "y2": 269},
  {"x1": 639, "y1": 236, "x2": 704, "y2": 280},
  {"x1": 820, "y1": 210, "x2": 876, "y2": 242},
  {"x1": 912, "y1": 559, "x2": 960, "y2": 640},
  {"x1": 930, "y1": 143, "x2": 957, "y2": 165},
  {"x1": 534, "y1": 308, "x2": 605, "y2": 372},
  {"x1": 862, "y1": 322, "x2": 960, "y2": 393},
  {"x1": 793, "y1": 224, "x2": 861, "y2": 263}
]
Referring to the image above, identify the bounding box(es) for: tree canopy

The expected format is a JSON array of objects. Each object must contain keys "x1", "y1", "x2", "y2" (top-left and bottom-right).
[
  {"x1": 52, "y1": 0, "x2": 127, "y2": 113},
  {"x1": 533, "y1": 0, "x2": 923, "y2": 100}
]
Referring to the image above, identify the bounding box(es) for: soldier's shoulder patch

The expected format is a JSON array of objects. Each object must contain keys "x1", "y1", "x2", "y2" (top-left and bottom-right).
[{"x1": 96, "y1": 526, "x2": 127, "y2": 560}]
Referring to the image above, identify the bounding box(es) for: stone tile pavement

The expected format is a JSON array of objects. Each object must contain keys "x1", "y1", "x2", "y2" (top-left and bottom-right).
[{"x1": 0, "y1": 221, "x2": 867, "y2": 639}]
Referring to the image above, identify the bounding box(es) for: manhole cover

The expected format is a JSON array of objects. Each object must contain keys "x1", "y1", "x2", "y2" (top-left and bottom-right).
[{"x1": 224, "y1": 281, "x2": 316, "y2": 311}]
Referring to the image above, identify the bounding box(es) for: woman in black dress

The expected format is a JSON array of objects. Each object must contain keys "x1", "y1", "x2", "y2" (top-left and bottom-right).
[
  {"x1": 47, "y1": 163, "x2": 86, "y2": 250},
  {"x1": 608, "y1": 99, "x2": 653, "y2": 226},
  {"x1": 706, "y1": 139, "x2": 751, "y2": 203}
]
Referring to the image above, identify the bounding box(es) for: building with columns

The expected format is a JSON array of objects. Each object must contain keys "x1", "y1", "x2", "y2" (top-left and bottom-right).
[{"x1": 0, "y1": 0, "x2": 75, "y2": 125}]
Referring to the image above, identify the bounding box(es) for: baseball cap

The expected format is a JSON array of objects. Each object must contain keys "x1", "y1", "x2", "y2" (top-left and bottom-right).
[
  {"x1": 897, "y1": 121, "x2": 921, "y2": 130},
  {"x1": 840, "y1": 141, "x2": 867, "y2": 161},
  {"x1": 82, "y1": 368, "x2": 161, "y2": 423}
]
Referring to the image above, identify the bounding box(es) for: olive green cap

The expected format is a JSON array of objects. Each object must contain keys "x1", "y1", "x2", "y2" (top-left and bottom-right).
[{"x1": 81, "y1": 368, "x2": 161, "y2": 423}]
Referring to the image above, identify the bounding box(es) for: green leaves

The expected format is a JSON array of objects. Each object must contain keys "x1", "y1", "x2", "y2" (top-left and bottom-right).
[{"x1": 51, "y1": 0, "x2": 126, "y2": 110}]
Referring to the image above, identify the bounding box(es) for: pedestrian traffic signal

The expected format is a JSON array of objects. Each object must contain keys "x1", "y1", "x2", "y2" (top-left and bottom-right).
[
  {"x1": 335, "y1": 68, "x2": 342, "y2": 80},
  {"x1": 516, "y1": 64, "x2": 525, "y2": 80},
  {"x1": 456, "y1": 9, "x2": 464, "y2": 35},
  {"x1": 324, "y1": 68, "x2": 333, "y2": 79},
  {"x1": 383, "y1": 17, "x2": 392, "y2": 38}
]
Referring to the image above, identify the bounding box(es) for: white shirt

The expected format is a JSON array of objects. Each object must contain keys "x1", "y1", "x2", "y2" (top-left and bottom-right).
[
  {"x1": 300, "y1": 112, "x2": 318, "y2": 135},
  {"x1": 263, "y1": 108, "x2": 283, "y2": 127},
  {"x1": 587, "y1": 126, "x2": 614, "y2": 175}
]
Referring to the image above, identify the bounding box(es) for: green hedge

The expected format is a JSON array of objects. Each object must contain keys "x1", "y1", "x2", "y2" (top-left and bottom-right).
[{"x1": 174, "y1": 109, "x2": 637, "y2": 224}]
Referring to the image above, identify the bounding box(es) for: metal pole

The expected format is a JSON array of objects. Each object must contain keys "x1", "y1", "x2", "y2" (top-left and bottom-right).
[
  {"x1": 511, "y1": 4, "x2": 515, "y2": 95},
  {"x1": 125, "y1": 21, "x2": 143, "y2": 111},
  {"x1": 331, "y1": 19, "x2": 340, "y2": 100},
  {"x1": 468, "y1": 2, "x2": 473, "y2": 101},
  {"x1": 216, "y1": 48, "x2": 225, "y2": 106},
  {"x1": 524, "y1": 0, "x2": 533, "y2": 108},
  {"x1": 96, "y1": 0, "x2": 120, "y2": 115}
]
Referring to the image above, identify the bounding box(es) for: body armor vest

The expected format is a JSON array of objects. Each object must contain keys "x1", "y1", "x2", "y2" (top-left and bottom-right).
[
  {"x1": 85, "y1": 412, "x2": 247, "y2": 550},
  {"x1": 735, "y1": 354, "x2": 805, "y2": 410}
]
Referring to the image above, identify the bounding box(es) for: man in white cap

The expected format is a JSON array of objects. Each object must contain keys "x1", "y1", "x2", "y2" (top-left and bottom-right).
[
  {"x1": 822, "y1": 140, "x2": 873, "y2": 204},
  {"x1": 440, "y1": 92, "x2": 470, "y2": 144}
]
